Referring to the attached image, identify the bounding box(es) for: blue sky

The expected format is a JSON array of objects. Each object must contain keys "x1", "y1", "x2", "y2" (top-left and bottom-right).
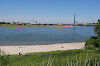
[{"x1": 0, "y1": 0, "x2": 100, "y2": 24}]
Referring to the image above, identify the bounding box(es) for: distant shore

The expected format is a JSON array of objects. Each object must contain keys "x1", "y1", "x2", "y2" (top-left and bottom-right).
[
  {"x1": 0, "y1": 24, "x2": 95, "y2": 27},
  {"x1": 0, "y1": 42, "x2": 85, "y2": 55},
  {"x1": 0, "y1": 24, "x2": 77, "y2": 27}
]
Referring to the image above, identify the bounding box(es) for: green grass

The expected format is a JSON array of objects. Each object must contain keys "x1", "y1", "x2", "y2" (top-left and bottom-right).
[
  {"x1": 2, "y1": 49, "x2": 100, "y2": 66},
  {"x1": 0, "y1": 24, "x2": 62, "y2": 27}
]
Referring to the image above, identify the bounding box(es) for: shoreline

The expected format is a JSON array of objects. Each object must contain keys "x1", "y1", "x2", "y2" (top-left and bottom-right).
[
  {"x1": 0, "y1": 26, "x2": 77, "y2": 27},
  {"x1": 0, "y1": 41, "x2": 84, "y2": 46},
  {"x1": 0, "y1": 24, "x2": 77, "y2": 27},
  {"x1": 0, "y1": 42, "x2": 85, "y2": 55}
]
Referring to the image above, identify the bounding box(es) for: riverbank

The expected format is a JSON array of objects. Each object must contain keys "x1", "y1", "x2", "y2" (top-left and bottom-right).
[
  {"x1": 0, "y1": 24, "x2": 74, "y2": 27},
  {"x1": 0, "y1": 42, "x2": 85, "y2": 55}
]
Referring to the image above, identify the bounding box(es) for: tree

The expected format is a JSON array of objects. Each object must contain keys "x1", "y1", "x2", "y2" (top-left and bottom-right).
[
  {"x1": 85, "y1": 19, "x2": 100, "y2": 50},
  {"x1": 94, "y1": 19, "x2": 100, "y2": 37}
]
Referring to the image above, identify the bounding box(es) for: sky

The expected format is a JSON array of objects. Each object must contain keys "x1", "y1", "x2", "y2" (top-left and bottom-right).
[{"x1": 0, "y1": 0, "x2": 100, "y2": 24}]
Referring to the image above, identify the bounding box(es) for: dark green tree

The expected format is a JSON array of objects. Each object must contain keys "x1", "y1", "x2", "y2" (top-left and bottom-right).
[
  {"x1": 85, "y1": 19, "x2": 100, "y2": 50},
  {"x1": 94, "y1": 19, "x2": 100, "y2": 37}
]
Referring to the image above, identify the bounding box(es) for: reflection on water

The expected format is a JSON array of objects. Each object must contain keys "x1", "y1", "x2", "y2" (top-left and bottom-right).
[{"x1": 0, "y1": 26, "x2": 96, "y2": 45}]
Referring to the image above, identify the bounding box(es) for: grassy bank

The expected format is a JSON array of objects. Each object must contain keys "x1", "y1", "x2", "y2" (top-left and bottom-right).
[
  {"x1": 0, "y1": 24, "x2": 64, "y2": 27},
  {"x1": 1, "y1": 49, "x2": 99, "y2": 66}
]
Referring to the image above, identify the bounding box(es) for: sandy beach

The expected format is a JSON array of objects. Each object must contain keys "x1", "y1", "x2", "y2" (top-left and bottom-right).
[{"x1": 0, "y1": 42, "x2": 85, "y2": 55}]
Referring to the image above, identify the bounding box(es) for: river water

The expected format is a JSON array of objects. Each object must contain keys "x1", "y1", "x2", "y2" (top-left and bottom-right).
[{"x1": 0, "y1": 26, "x2": 96, "y2": 45}]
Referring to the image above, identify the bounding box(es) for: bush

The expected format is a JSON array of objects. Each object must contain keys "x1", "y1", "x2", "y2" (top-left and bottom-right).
[
  {"x1": 85, "y1": 45, "x2": 96, "y2": 50},
  {"x1": 85, "y1": 36, "x2": 99, "y2": 47},
  {"x1": 0, "y1": 55, "x2": 11, "y2": 66},
  {"x1": 98, "y1": 47, "x2": 100, "y2": 52},
  {"x1": 85, "y1": 19, "x2": 100, "y2": 50},
  {"x1": 94, "y1": 19, "x2": 100, "y2": 37},
  {"x1": 0, "y1": 50, "x2": 11, "y2": 66},
  {"x1": 85, "y1": 36, "x2": 100, "y2": 50}
]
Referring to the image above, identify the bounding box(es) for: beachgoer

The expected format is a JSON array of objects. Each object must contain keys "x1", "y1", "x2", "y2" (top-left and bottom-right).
[
  {"x1": 18, "y1": 52, "x2": 22, "y2": 55},
  {"x1": 61, "y1": 47, "x2": 64, "y2": 48}
]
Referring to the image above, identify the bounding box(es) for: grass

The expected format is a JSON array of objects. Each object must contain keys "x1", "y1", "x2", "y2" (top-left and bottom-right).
[
  {"x1": 0, "y1": 24, "x2": 63, "y2": 27},
  {"x1": 2, "y1": 49, "x2": 100, "y2": 66}
]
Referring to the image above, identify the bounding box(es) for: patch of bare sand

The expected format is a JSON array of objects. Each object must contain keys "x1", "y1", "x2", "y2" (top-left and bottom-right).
[{"x1": 0, "y1": 42, "x2": 85, "y2": 55}]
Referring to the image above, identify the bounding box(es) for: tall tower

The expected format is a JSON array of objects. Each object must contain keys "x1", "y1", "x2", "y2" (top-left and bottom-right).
[{"x1": 74, "y1": 13, "x2": 76, "y2": 26}]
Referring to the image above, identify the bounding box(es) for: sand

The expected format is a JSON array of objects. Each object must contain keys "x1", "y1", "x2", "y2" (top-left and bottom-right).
[{"x1": 0, "y1": 42, "x2": 85, "y2": 55}]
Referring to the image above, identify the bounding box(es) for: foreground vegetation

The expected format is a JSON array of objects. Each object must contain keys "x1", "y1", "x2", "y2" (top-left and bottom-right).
[
  {"x1": 1, "y1": 49, "x2": 100, "y2": 66},
  {"x1": 85, "y1": 19, "x2": 100, "y2": 50}
]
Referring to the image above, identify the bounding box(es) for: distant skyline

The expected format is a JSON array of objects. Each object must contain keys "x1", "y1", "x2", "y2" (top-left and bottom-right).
[{"x1": 0, "y1": 0, "x2": 100, "y2": 24}]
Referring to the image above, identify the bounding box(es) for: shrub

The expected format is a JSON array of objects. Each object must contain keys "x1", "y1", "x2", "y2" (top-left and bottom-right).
[
  {"x1": 0, "y1": 55, "x2": 11, "y2": 66},
  {"x1": 85, "y1": 36, "x2": 99, "y2": 47},
  {"x1": 94, "y1": 19, "x2": 100, "y2": 37},
  {"x1": 85, "y1": 36, "x2": 100, "y2": 50},
  {"x1": 85, "y1": 45, "x2": 96, "y2": 50},
  {"x1": 0, "y1": 50, "x2": 11, "y2": 66},
  {"x1": 85, "y1": 19, "x2": 100, "y2": 50}
]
